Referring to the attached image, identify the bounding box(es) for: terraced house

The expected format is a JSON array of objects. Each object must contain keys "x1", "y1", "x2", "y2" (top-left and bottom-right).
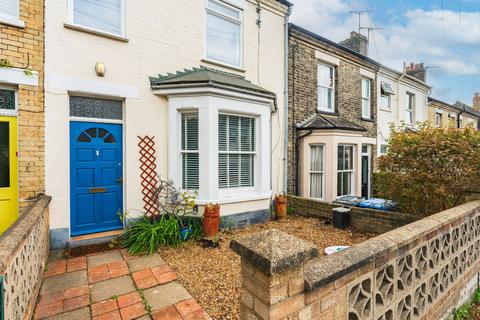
[
  {"x1": 0, "y1": 0, "x2": 45, "y2": 234},
  {"x1": 288, "y1": 25, "x2": 378, "y2": 203},
  {"x1": 287, "y1": 25, "x2": 430, "y2": 202},
  {"x1": 428, "y1": 97, "x2": 480, "y2": 129},
  {"x1": 44, "y1": 0, "x2": 291, "y2": 248}
]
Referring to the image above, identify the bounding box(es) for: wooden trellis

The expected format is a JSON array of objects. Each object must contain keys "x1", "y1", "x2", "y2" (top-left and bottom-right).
[{"x1": 138, "y1": 136, "x2": 159, "y2": 215}]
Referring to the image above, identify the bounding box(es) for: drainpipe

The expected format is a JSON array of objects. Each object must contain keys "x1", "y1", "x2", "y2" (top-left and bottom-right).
[
  {"x1": 396, "y1": 64, "x2": 407, "y2": 126},
  {"x1": 283, "y1": 5, "x2": 292, "y2": 194},
  {"x1": 295, "y1": 129, "x2": 313, "y2": 196}
]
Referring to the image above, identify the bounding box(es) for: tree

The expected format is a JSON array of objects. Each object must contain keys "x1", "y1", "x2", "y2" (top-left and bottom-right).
[{"x1": 374, "y1": 123, "x2": 480, "y2": 216}]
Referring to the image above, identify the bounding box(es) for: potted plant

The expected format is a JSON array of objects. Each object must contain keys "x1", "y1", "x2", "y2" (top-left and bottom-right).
[
  {"x1": 274, "y1": 194, "x2": 287, "y2": 220},
  {"x1": 202, "y1": 203, "x2": 220, "y2": 241}
]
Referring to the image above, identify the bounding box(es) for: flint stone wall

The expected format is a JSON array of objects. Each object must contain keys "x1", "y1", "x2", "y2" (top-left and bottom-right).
[
  {"x1": 0, "y1": 196, "x2": 51, "y2": 320},
  {"x1": 232, "y1": 200, "x2": 480, "y2": 320}
]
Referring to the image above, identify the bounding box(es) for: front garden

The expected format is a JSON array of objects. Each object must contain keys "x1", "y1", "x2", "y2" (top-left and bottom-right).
[{"x1": 159, "y1": 215, "x2": 372, "y2": 319}]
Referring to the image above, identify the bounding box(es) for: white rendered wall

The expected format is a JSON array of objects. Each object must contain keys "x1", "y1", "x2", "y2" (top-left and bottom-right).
[
  {"x1": 376, "y1": 72, "x2": 429, "y2": 154},
  {"x1": 44, "y1": 0, "x2": 288, "y2": 230}
]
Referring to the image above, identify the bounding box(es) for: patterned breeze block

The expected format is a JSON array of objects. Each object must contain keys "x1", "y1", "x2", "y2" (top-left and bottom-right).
[
  {"x1": 347, "y1": 213, "x2": 480, "y2": 320},
  {"x1": 138, "y1": 136, "x2": 159, "y2": 215}
]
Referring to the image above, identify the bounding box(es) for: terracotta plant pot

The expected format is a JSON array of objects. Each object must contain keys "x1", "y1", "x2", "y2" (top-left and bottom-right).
[
  {"x1": 203, "y1": 203, "x2": 220, "y2": 240},
  {"x1": 274, "y1": 194, "x2": 287, "y2": 220}
]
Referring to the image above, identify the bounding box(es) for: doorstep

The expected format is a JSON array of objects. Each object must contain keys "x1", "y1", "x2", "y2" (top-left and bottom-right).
[{"x1": 68, "y1": 229, "x2": 124, "y2": 249}]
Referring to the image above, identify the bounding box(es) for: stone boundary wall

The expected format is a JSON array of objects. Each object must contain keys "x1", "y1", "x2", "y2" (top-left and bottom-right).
[
  {"x1": 231, "y1": 200, "x2": 480, "y2": 320},
  {"x1": 0, "y1": 196, "x2": 51, "y2": 320},
  {"x1": 288, "y1": 195, "x2": 418, "y2": 234}
]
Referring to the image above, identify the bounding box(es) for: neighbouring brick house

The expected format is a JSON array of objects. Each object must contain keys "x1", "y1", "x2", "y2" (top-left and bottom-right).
[
  {"x1": 428, "y1": 97, "x2": 480, "y2": 129},
  {"x1": 288, "y1": 24, "x2": 378, "y2": 202},
  {"x1": 0, "y1": 0, "x2": 44, "y2": 234}
]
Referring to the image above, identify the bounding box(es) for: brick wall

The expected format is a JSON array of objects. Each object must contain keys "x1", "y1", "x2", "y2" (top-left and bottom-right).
[
  {"x1": 287, "y1": 28, "x2": 378, "y2": 194},
  {"x1": 287, "y1": 195, "x2": 417, "y2": 234},
  {"x1": 233, "y1": 200, "x2": 480, "y2": 320},
  {"x1": 0, "y1": 0, "x2": 45, "y2": 206}
]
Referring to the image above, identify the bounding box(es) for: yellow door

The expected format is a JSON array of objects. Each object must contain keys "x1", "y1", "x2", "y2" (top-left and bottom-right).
[{"x1": 0, "y1": 116, "x2": 18, "y2": 234}]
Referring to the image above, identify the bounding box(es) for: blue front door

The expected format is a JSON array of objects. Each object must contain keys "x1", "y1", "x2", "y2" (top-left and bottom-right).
[{"x1": 70, "y1": 122, "x2": 123, "y2": 236}]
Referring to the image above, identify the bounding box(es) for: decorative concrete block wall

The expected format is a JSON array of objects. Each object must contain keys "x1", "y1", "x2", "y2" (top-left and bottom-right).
[
  {"x1": 232, "y1": 200, "x2": 480, "y2": 320},
  {"x1": 0, "y1": 196, "x2": 51, "y2": 320},
  {"x1": 288, "y1": 195, "x2": 418, "y2": 234}
]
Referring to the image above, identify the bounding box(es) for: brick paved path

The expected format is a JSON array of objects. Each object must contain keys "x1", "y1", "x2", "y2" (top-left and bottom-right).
[{"x1": 34, "y1": 249, "x2": 210, "y2": 320}]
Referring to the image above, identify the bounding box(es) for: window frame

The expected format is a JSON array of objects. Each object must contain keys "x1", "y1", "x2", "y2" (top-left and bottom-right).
[
  {"x1": 218, "y1": 112, "x2": 256, "y2": 191},
  {"x1": 379, "y1": 144, "x2": 388, "y2": 155},
  {"x1": 317, "y1": 63, "x2": 335, "y2": 113},
  {"x1": 180, "y1": 112, "x2": 200, "y2": 190},
  {"x1": 380, "y1": 82, "x2": 393, "y2": 111},
  {"x1": 67, "y1": 0, "x2": 126, "y2": 38},
  {"x1": 0, "y1": 0, "x2": 24, "y2": 28},
  {"x1": 435, "y1": 112, "x2": 442, "y2": 128},
  {"x1": 205, "y1": 0, "x2": 244, "y2": 69},
  {"x1": 337, "y1": 144, "x2": 354, "y2": 197},
  {"x1": 0, "y1": 86, "x2": 18, "y2": 117},
  {"x1": 361, "y1": 78, "x2": 371, "y2": 119},
  {"x1": 406, "y1": 92, "x2": 415, "y2": 125},
  {"x1": 309, "y1": 144, "x2": 324, "y2": 200}
]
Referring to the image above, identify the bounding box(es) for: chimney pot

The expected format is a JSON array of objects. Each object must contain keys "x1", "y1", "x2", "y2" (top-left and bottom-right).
[{"x1": 405, "y1": 62, "x2": 427, "y2": 82}]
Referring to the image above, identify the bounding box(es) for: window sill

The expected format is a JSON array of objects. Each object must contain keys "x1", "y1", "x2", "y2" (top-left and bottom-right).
[
  {"x1": 317, "y1": 110, "x2": 338, "y2": 116},
  {"x1": 0, "y1": 16, "x2": 25, "y2": 28},
  {"x1": 379, "y1": 108, "x2": 392, "y2": 112},
  {"x1": 196, "y1": 192, "x2": 272, "y2": 205},
  {"x1": 201, "y1": 58, "x2": 246, "y2": 73},
  {"x1": 64, "y1": 23, "x2": 129, "y2": 43},
  {"x1": 361, "y1": 117, "x2": 375, "y2": 122}
]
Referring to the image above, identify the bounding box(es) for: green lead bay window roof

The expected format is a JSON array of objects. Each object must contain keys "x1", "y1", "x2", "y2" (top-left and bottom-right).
[
  {"x1": 298, "y1": 113, "x2": 367, "y2": 132},
  {"x1": 150, "y1": 66, "x2": 276, "y2": 100}
]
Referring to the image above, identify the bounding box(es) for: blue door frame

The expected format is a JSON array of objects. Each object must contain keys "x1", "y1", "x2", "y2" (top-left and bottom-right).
[{"x1": 70, "y1": 122, "x2": 123, "y2": 236}]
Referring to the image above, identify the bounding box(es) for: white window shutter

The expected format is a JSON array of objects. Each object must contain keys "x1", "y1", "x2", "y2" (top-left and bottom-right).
[{"x1": 181, "y1": 113, "x2": 199, "y2": 190}]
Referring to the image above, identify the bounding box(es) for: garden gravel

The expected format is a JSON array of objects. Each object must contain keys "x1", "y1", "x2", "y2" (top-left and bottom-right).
[{"x1": 159, "y1": 216, "x2": 373, "y2": 320}]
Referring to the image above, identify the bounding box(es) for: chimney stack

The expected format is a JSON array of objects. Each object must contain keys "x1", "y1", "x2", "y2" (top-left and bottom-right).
[
  {"x1": 473, "y1": 93, "x2": 480, "y2": 111},
  {"x1": 405, "y1": 62, "x2": 427, "y2": 82},
  {"x1": 339, "y1": 31, "x2": 369, "y2": 56}
]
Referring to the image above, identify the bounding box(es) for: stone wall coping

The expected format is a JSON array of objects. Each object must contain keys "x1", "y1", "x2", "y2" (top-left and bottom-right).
[
  {"x1": 230, "y1": 229, "x2": 320, "y2": 275},
  {"x1": 0, "y1": 195, "x2": 51, "y2": 274},
  {"x1": 303, "y1": 200, "x2": 480, "y2": 292},
  {"x1": 287, "y1": 195, "x2": 413, "y2": 218}
]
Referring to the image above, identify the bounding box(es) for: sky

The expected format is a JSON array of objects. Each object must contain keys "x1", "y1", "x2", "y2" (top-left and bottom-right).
[{"x1": 289, "y1": 0, "x2": 480, "y2": 105}]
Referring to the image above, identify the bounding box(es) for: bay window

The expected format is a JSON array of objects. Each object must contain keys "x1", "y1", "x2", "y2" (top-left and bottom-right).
[
  {"x1": 361, "y1": 78, "x2": 371, "y2": 119},
  {"x1": 69, "y1": 0, "x2": 125, "y2": 36},
  {"x1": 206, "y1": 0, "x2": 242, "y2": 67},
  {"x1": 309, "y1": 145, "x2": 324, "y2": 199},
  {"x1": 317, "y1": 64, "x2": 335, "y2": 112},
  {"x1": 218, "y1": 114, "x2": 255, "y2": 189},
  {"x1": 181, "y1": 113, "x2": 199, "y2": 190},
  {"x1": 337, "y1": 145, "x2": 354, "y2": 197}
]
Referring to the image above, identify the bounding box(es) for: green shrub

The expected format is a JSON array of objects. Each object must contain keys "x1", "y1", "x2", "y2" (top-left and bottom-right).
[
  {"x1": 375, "y1": 123, "x2": 480, "y2": 216},
  {"x1": 120, "y1": 215, "x2": 181, "y2": 254}
]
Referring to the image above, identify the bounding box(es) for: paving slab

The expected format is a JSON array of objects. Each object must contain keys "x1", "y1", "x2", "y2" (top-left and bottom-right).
[
  {"x1": 40, "y1": 271, "x2": 88, "y2": 294},
  {"x1": 44, "y1": 307, "x2": 91, "y2": 320},
  {"x1": 127, "y1": 253, "x2": 164, "y2": 272},
  {"x1": 143, "y1": 281, "x2": 192, "y2": 310},
  {"x1": 89, "y1": 275, "x2": 136, "y2": 303},
  {"x1": 87, "y1": 250, "x2": 123, "y2": 267}
]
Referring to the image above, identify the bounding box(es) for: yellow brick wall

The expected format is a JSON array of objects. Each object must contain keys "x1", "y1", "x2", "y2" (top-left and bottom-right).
[{"x1": 0, "y1": 0, "x2": 45, "y2": 207}]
